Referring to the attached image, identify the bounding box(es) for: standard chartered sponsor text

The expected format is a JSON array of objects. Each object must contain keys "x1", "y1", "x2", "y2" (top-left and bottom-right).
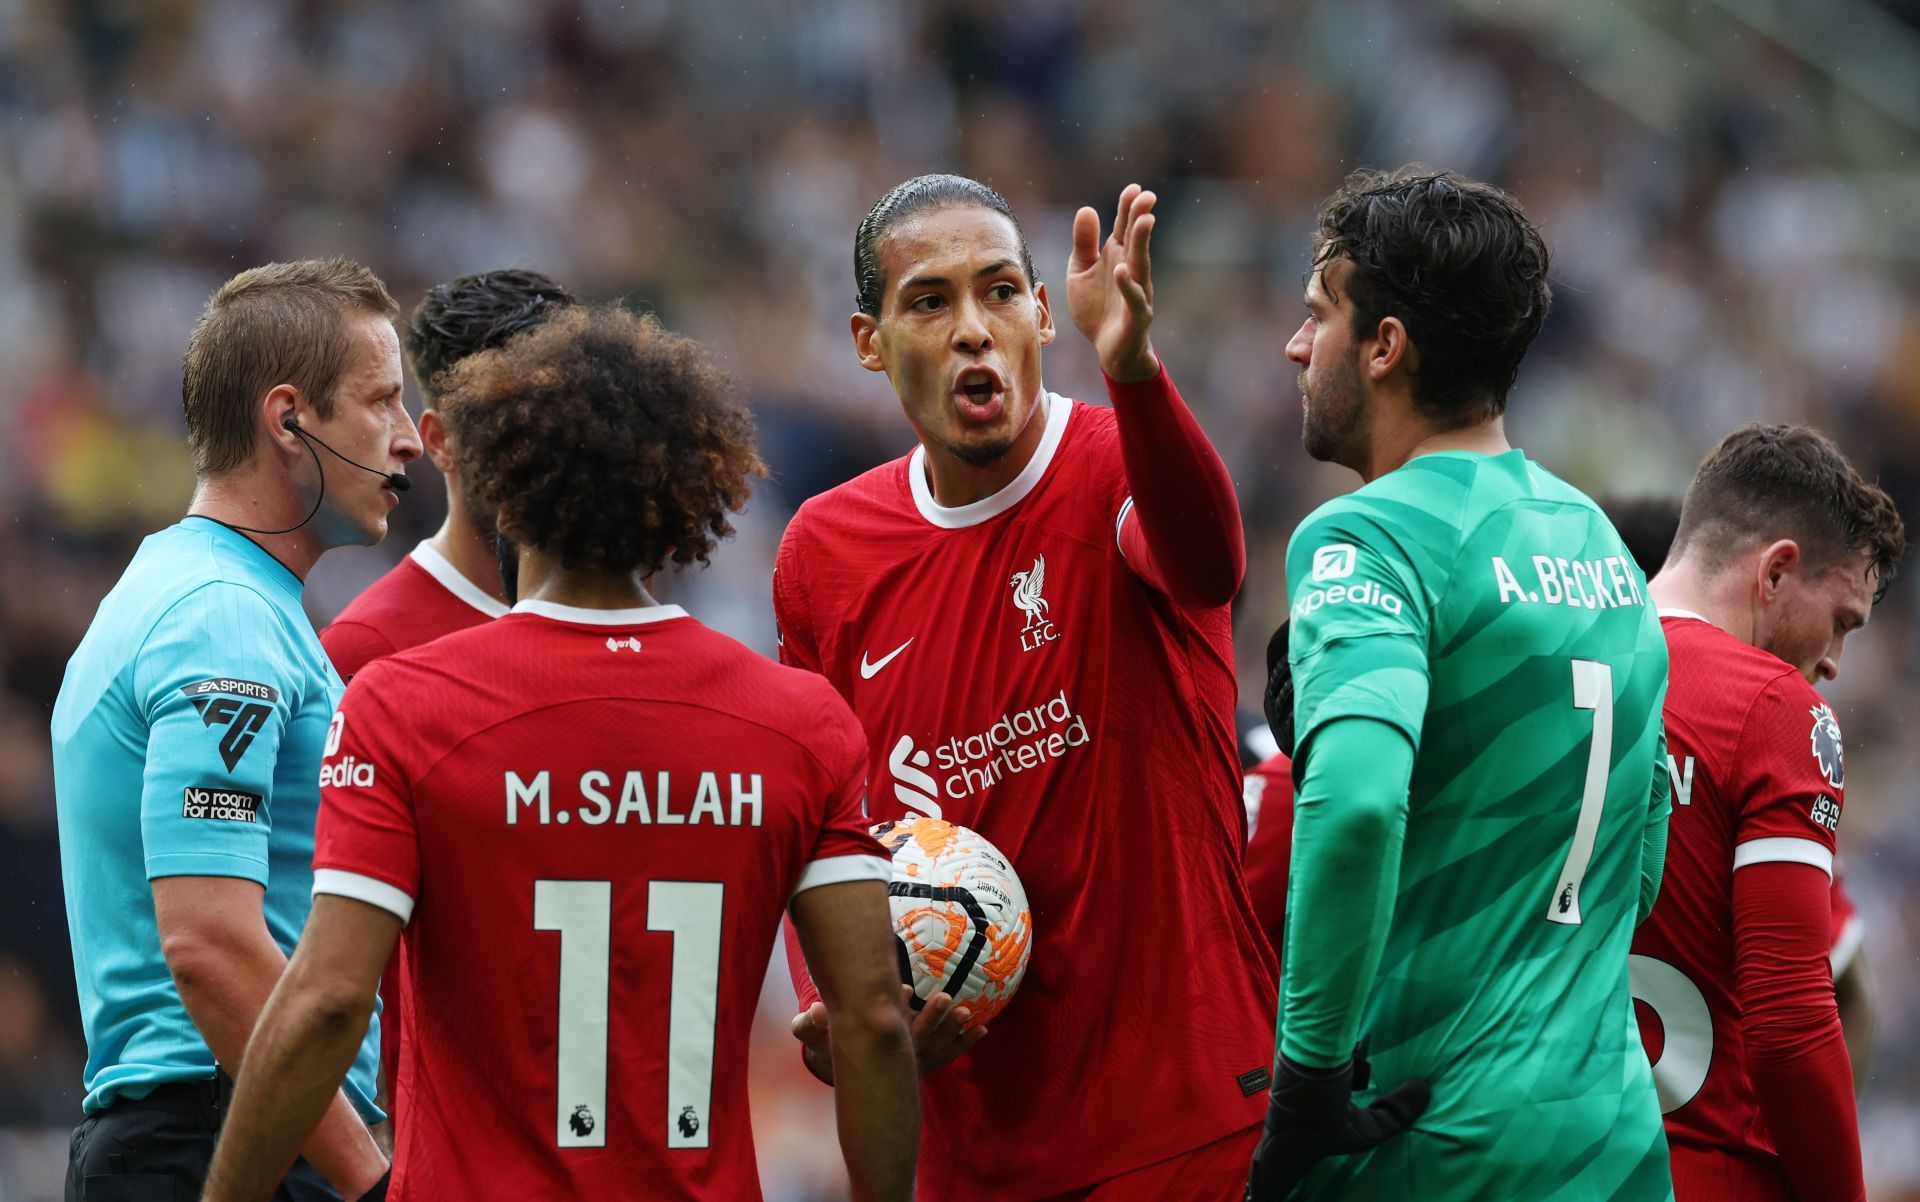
[{"x1": 915, "y1": 689, "x2": 1094, "y2": 809}]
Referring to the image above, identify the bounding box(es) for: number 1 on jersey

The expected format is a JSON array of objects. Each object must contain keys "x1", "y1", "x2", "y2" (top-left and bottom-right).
[
  {"x1": 1547, "y1": 659, "x2": 1614, "y2": 926},
  {"x1": 534, "y1": 879, "x2": 724, "y2": 1150},
  {"x1": 534, "y1": 880, "x2": 611, "y2": 1148}
]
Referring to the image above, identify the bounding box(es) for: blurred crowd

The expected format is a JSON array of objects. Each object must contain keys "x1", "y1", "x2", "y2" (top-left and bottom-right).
[{"x1": 3, "y1": 0, "x2": 1918, "y2": 1198}]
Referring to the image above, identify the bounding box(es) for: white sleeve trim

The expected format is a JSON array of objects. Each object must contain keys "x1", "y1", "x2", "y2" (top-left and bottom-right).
[
  {"x1": 1830, "y1": 913, "x2": 1866, "y2": 975},
  {"x1": 790, "y1": 854, "x2": 893, "y2": 899},
  {"x1": 1732, "y1": 837, "x2": 1834, "y2": 879},
  {"x1": 313, "y1": 868, "x2": 416, "y2": 923},
  {"x1": 1114, "y1": 496, "x2": 1136, "y2": 558}
]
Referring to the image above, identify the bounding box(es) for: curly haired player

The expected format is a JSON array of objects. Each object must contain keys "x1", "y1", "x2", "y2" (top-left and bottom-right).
[{"x1": 205, "y1": 306, "x2": 919, "y2": 1202}]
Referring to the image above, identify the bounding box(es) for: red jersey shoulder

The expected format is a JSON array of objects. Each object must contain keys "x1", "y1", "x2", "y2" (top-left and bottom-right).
[
  {"x1": 1664, "y1": 615, "x2": 1845, "y2": 849},
  {"x1": 786, "y1": 452, "x2": 915, "y2": 540},
  {"x1": 322, "y1": 553, "x2": 497, "y2": 678}
]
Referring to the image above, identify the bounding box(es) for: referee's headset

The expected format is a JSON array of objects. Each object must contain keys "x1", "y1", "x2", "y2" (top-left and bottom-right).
[
  {"x1": 281, "y1": 416, "x2": 413, "y2": 493},
  {"x1": 211, "y1": 415, "x2": 411, "y2": 536}
]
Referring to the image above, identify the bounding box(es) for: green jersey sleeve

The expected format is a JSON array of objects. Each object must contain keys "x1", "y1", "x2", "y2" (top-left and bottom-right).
[{"x1": 1285, "y1": 500, "x2": 1440, "y2": 751}]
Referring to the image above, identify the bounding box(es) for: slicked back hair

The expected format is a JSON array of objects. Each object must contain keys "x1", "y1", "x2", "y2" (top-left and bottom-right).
[
  {"x1": 855, "y1": 173, "x2": 1036, "y2": 317},
  {"x1": 406, "y1": 269, "x2": 578, "y2": 403},
  {"x1": 1312, "y1": 165, "x2": 1552, "y2": 425},
  {"x1": 1673, "y1": 424, "x2": 1906, "y2": 603},
  {"x1": 182, "y1": 258, "x2": 399, "y2": 475}
]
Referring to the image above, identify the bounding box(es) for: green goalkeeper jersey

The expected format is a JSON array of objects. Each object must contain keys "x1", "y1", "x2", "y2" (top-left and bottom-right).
[{"x1": 1281, "y1": 449, "x2": 1673, "y2": 1200}]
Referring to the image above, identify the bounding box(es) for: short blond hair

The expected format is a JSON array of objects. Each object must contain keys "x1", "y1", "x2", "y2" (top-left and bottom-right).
[{"x1": 181, "y1": 257, "x2": 399, "y2": 474}]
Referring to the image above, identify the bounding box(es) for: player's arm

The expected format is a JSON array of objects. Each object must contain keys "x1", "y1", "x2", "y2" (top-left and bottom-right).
[
  {"x1": 788, "y1": 712, "x2": 983, "y2": 1083},
  {"x1": 1729, "y1": 680, "x2": 1864, "y2": 1201},
  {"x1": 1732, "y1": 861, "x2": 1862, "y2": 1201},
  {"x1": 137, "y1": 586, "x2": 385, "y2": 1198},
  {"x1": 1248, "y1": 514, "x2": 1432, "y2": 1199},
  {"x1": 1066, "y1": 183, "x2": 1244, "y2": 608},
  {"x1": 156, "y1": 881, "x2": 386, "y2": 1200},
  {"x1": 202, "y1": 895, "x2": 399, "y2": 1202},
  {"x1": 790, "y1": 880, "x2": 918, "y2": 1202},
  {"x1": 1637, "y1": 725, "x2": 1672, "y2": 925}
]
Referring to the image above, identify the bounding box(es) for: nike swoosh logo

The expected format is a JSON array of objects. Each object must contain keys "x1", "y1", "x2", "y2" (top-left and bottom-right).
[{"x1": 859, "y1": 638, "x2": 915, "y2": 680}]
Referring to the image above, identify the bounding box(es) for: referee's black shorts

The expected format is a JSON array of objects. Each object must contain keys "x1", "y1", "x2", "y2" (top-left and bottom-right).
[{"x1": 65, "y1": 1074, "x2": 340, "y2": 1202}]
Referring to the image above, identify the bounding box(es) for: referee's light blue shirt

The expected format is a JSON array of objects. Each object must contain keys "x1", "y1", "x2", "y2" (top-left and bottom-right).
[{"x1": 52, "y1": 517, "x2": 382, "y2": 1119}]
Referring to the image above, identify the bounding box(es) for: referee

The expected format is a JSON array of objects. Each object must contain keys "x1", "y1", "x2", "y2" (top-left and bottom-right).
[{"x1": 51, "y1": 258, "x2": 417, "y2": 1201}]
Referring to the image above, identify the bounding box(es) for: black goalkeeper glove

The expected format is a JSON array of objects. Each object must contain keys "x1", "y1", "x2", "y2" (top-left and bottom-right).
[{"x1": 1244, "y1": 1050, "x2": 1430, "y2": 1201}]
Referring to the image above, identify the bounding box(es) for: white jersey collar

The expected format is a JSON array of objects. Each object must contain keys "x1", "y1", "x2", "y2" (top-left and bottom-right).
[
  {"x1": 909, "y1": 391, "x2": 1072, "y2": 530},
  {"x1": 511, "y1": 598, "x2": 690, "y2": 626},
  {"x1": 1656, "y1": 607, "x2": 1712, "y2": 625},
  {"x1": 410, "y1": 541, "x2": 510, "y2": 619}
]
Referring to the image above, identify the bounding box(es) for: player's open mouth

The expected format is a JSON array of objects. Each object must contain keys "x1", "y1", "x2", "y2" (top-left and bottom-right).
[{"x1": 954, "y1": 367, "x2": 1006, "y2": 424}]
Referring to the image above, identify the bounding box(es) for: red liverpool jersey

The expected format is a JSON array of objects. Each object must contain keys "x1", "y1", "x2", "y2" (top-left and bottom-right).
[
  {"x1": 1630, "y1": 611, "x2": 1859, "y2": 1200},
  {"x1": 1242, "y1": 753, "x2": 1292, "y2": 960},
  {"x1": 319, "y1": 539, "x2": 508, "y2": 1118},
  {"x1": 774, "y1": 393, "x2": 1278, "y2": 1199},
  {"x1": 313, "y1": 600, "x2": 890, "y2": 1201},
  {"x1": 320, "y1": 541, "x2": 508, "y2": 680}
]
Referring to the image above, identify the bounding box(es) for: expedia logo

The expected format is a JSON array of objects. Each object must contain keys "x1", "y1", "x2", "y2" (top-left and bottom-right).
[
  {"x1": 181, "y1": 786, "x2": 262, "y2": 823},
  {"x1": 1311, "y1": 543, "x2": 1357, "y2": 581},
  {"x1": 1291, "y1": 579, "x2": 1404, "y2": 620},
  {"x1": 318, "y1": 756, "x2": 377, "y2": 789}
]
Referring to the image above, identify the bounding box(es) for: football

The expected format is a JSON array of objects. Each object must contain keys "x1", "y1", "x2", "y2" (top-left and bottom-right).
[{"x1": 873, "y1": 816, "x2": 1034, "y2": 1027}]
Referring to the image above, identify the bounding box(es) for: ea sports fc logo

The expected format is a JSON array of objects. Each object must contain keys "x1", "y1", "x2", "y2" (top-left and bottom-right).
[{"x1": 1809, "y1": 703, "x2": 1844, "y2": 789}]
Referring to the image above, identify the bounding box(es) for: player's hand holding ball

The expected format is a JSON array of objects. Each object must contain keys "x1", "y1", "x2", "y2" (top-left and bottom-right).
[
  {"x1": 1067, "y1": 183, "x2": 1160, "y2": 383},
  {"x1": 792, "y1": 816, "x2": 1033, "y2": 1083},
  {"x1": 792, "y1": 986, "x2": 986, "y2": 1085}
]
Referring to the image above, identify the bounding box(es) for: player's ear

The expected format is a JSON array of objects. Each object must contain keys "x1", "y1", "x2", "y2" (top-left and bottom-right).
[
  {"x1": 417, "y1": 409, "x2": 456, "y2": 475},
  {"x1": 1368, "y1": 316, "x2": 1411, "y2": 381},
  {"x1": 1033, "y1": 281, "x2": 1056, "y2": 347},
  {"x1": 851, "y1": 312, "x2": 887, "y2": 374},
  {"x1": 1756, "y1": 538, "x2": 1801, "y2": 600}
]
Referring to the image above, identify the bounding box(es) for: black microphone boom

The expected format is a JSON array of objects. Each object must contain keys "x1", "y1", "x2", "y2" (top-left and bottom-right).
[{"x1": 281, "y1": 416, "x2": 411, "y2": 491}]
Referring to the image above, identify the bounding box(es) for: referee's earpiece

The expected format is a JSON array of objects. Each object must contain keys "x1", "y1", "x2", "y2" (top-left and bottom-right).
[{"x1": 282, "y1": 415, "x2": 301, "y2": 432}]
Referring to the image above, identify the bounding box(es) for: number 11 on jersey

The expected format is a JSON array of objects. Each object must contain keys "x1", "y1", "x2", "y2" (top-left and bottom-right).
[
  {"x1": 1548, "y1": 659, "x2": 1614, "y2": 926},
  {"x1": 534, "y1": 878, "x2": 724, "y2": 1151}
]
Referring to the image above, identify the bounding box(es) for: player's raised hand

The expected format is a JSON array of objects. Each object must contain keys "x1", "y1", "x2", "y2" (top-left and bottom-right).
[
  {"x1": 790, "y1": 988, "x2": 987, "y2": 1085},
  {"x1": 1066, "y1": 183, "x2": 1160, "y2": 383}
]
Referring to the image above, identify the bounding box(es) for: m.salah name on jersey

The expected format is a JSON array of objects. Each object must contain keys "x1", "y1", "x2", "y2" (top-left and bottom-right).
[{"x1": 502, "y1": 768, "x2": 765, "y2": 827}]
